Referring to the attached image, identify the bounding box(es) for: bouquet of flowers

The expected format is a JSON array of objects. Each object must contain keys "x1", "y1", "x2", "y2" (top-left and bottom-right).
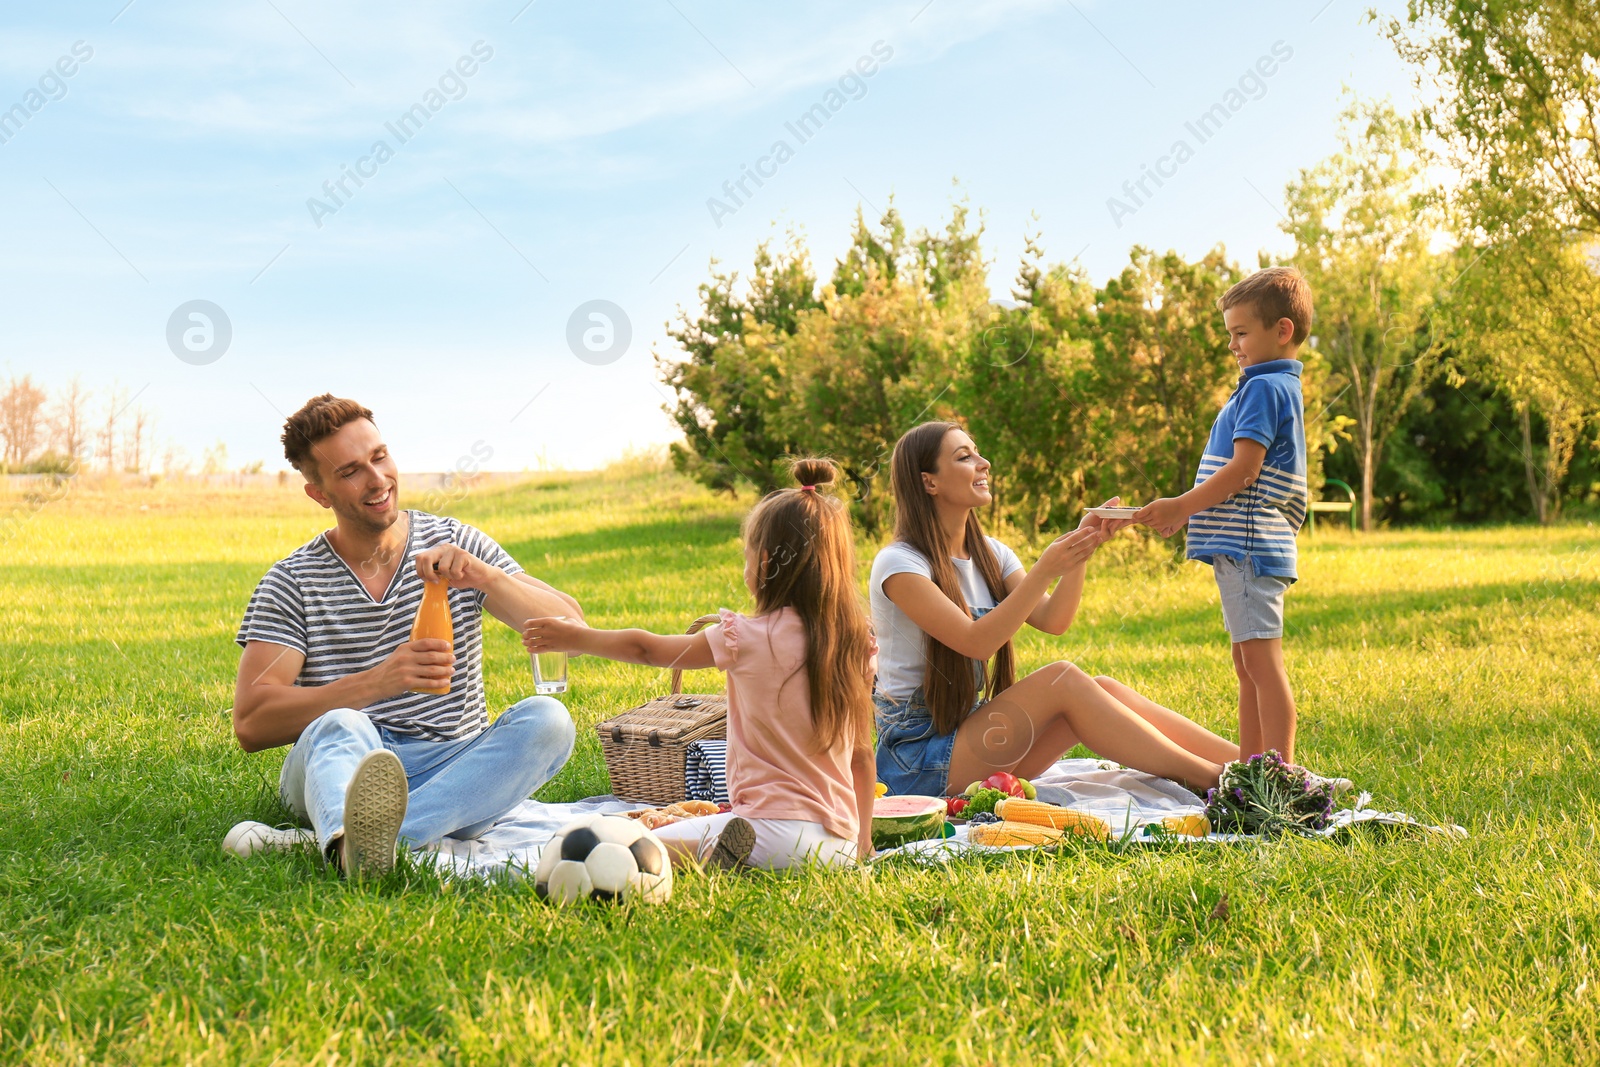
[{"x1": 1204, "y1": 750, "x2": 1335, "y2": 837}]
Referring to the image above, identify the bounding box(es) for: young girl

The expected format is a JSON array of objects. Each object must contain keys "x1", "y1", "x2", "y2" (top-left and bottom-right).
[
  {"x1": 522, "y1": 459, "x2": 877, "y2": 870},
  {"x1": 872, "y1": 421, "x2": 1238, "y2": 796}
]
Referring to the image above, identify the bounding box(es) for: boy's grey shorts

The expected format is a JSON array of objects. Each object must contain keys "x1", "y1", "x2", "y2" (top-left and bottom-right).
[{"x1": 1213, "y1": 555, "x2": 1291, "y2": 642}]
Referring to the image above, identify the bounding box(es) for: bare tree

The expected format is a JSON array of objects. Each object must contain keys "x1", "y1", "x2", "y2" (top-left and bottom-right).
[
  {"x1": 50, "y1": 377, "x2": 91, "y2": 467},
  {"x1": 201, "y1": 440, "x2": 229, "y2": 475},
  {"x1": 160, "y1": 440, "x2": 192, "y2": 479},
  {"x1": 96, "y1": 384, "x2": 128, "y2": 472},
  {"x1": 1, "y1": 375, "x2": 49, "y2": 469},
  {"x1": 123, "y1": 406, "x2": 154, "y2": 474}
]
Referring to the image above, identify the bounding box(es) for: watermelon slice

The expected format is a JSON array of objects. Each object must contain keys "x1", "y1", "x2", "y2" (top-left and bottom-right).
[{"x1": 871, "y1": 795, "x2": 947, "y2": 849}]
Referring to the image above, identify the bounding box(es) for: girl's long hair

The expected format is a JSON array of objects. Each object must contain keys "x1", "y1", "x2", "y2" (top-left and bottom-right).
[
  {"x1": 743, "y1": 457, "x2": 874, "y2": 754},
  {"x1": 888, "y1": 422, "x2": 1015, "y2": 735}
]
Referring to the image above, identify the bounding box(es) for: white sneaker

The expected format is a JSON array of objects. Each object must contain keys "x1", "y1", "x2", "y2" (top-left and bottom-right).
[
  {"x1": 223, "y1": 821, "x2": 317, "y2": 858},
  {"x1": 338, "y1": 749, "x2": 409, "y2": 879}
]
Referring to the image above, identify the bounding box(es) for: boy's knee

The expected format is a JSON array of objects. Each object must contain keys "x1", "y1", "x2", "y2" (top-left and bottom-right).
[
  {"x1": 1235, "y1": 639, "x2": 1283, "y2": 674},
  {"x1": 1092, "y1": 674, "x2": 1118, "y2": 689}
]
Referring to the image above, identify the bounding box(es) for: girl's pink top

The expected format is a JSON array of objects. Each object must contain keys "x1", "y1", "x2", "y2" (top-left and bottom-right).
[{"x1": 704, "y1": 607, "x2": 866, "y2": 842}]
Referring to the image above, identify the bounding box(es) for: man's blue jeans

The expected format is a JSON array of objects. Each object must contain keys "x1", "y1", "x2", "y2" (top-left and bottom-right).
[{"x1": 279, "y1": 696, "x2": 575, "y2": 852}]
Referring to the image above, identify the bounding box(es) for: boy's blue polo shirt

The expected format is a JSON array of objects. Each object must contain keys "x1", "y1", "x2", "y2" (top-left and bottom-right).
[{"x1": 1186, "y1": 358, "x2": 1308, "y2": 580}]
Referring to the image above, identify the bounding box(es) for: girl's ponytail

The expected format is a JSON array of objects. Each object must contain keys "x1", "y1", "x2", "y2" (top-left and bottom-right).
[{"x1": 791, "y1": 457, "x2": 836, "y2": 493}]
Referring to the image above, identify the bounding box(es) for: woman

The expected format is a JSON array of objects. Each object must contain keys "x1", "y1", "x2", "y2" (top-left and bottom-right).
[{"x1": 872, "y1": 421, "x2": 1236, "y2": 796}]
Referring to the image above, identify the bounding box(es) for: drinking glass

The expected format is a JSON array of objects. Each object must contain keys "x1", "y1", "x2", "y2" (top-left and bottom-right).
[{"x1": 532, "y1": 650, "x2": 569, "y2": 695}]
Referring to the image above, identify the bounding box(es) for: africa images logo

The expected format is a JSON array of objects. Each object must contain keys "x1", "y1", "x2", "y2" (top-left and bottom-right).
[
  {"x1": 0, "y1": 41, "x2": 94, "y2": 147},
  {"x1": 306, "y1": 41, "x2": 495, "y2": 228},
  {"x1": 706, "y1": 40, "x2": 894, "y2": 229},
  {"x1": 1106, "y1": 40, "x2": 1294, "y2": 228}
]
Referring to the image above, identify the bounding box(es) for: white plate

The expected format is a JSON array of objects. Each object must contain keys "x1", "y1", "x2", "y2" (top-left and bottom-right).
[{"x1": 1084, "y1": 506, "x2": 1141, "y2": 518}]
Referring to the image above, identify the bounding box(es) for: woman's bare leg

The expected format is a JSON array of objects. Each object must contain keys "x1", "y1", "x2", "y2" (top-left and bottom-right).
[
  {"x1": 949, "y1": 661, "x2": 1223, "y2": 793},
  {"x1": 1009, "y1": 717, "x2": 1081, "y2": 781},
  {"x1": 1093, "y1": 675, "x2": 1239, "y2": 764}
]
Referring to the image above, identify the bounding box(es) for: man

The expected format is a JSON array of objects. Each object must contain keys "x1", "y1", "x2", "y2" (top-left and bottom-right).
[{"x1": 225, "y1": 394, "x2": 580, "y2": 877}]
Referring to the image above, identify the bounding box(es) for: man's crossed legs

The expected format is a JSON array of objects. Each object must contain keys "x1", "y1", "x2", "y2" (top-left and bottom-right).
[{"x1": 226, "y1": 696, "x2": 575, "y2": 877}]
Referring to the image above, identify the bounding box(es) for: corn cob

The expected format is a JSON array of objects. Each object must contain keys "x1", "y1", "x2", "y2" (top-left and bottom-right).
[
  {"x1": 994, "y1": 798, "x2": 1111, "y2": 841},
  {"x1": 969, "y1": 820, "x2": 1064, "y2": 847}
]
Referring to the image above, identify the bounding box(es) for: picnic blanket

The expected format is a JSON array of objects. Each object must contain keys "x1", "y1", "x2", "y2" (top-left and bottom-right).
[
  {"x1": 419, "y1": 757, "x2": 1462, "y2": 879},
  {"x1": 423, "y1": 795, "x2": 645, "y2": 879},
  {"x1": 878, "y1": 758, "x2": 1467, "y2": 863}
]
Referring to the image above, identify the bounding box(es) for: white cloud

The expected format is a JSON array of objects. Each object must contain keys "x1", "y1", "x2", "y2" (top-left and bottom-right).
[{"x1": 69, "y1": 0, "x2": 1075, "y2": 147}]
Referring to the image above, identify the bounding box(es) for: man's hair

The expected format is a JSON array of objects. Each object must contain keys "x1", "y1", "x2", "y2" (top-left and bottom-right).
[
  {"x1": 1218, "y1": 266, "x2": 1314, "y2": 344},
  {"x1": 281, "y1": 394, "x2": 375, "y2": 481}
]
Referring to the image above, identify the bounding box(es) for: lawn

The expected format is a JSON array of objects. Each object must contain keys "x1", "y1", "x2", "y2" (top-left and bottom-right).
[{"x1": 2, "y1": 469, "x2": 1598, "y2": 1064}]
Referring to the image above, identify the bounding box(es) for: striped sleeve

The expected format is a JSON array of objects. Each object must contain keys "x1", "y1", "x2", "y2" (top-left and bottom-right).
[
  {"x1": 236, "y1": 563, "x2": 309, "y2": 653},
  {"x1": 454, "y1": 521, "x2": 523, "y2": 608},
  {"x1": 456, "y1": 522, "x2": 522, "y2": 576}
]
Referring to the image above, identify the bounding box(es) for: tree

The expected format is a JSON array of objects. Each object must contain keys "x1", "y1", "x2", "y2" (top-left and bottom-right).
[
  {"x1": 772, "y1": 205, "x2": 987, "y2": 532},
  {"x1": 0, "y1": 375, "x2": 48, "y2": 469},
  {"x1": 659, "y1": 201, "x2": 987, "y2": 513},
  {"x1": 657, "y1": 231, "x2": 822, "y2": 494},
  {"x1": 1284, "y1": 100, "x2": 1445, "y2": 530},
  {"x1": 201, "y1": 440, "x2": 230, "y2": 475},
  {"x1": 160, "y1": 442, "x2": 192, "y2": 479},
  {"x1": 1380, "y1": 1, "x2": 1600, "y2": 520},
  {"x1": 49, "y1": 376, "x2": 91, "y2": 468},
  {"x1": 1440, "y1": 230, "x2": 1599, "y2": 521},
  {"x1": 96, "y1": 384, "x2": 129, "y2": 472},
  {"x1": 123, "y1": 407, "x2": 154, "y2": 474},
  {"x1": 1382, "y1": 1, "x2": 1600, "y2": 398},
  {"x1": 1082, "y1": 246, "x2": 1243, "y2": 510},
  {"x1": 961, "y1": 231, "x2": 1099, "y2": 533},
  {"x1": 1381, "y1": 0, "x2": 1600, "y2": 243}
]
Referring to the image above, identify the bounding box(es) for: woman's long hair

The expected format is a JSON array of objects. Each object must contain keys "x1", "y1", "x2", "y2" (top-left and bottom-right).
[
  {"x1": 743, "y1": 458, "x2": 874, "y2": 754},
  {"x1": 888, "y1": 422, "x2": 1015, "y2": 735}
]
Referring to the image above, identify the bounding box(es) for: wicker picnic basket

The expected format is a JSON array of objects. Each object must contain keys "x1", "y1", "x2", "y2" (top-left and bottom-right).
[{"x1": 594, "y1": 614, "x2": 728, "y2": 804}]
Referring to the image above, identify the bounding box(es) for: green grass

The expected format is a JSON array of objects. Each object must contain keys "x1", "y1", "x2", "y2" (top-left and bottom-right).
[{"x1": 3, "y1": 470, "x2": 1599, "y2": 1064}]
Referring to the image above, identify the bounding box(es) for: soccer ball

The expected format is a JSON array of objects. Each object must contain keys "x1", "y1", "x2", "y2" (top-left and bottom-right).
[{"x1": 533, "y1": 813, "x2": 673, "y2": 905}]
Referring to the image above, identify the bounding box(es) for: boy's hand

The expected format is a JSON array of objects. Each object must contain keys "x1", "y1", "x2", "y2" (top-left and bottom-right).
[
  {"x1": 1133, "y1": 497, "x2": 1190, "y2": 538},
  {"x1": 522, "y1": 615, "x2": 588, "y2": 654}
]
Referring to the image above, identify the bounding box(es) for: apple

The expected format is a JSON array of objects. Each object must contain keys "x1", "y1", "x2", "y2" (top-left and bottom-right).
[
  {"x1": 983, "y1": 772, "x2": 1026, "y2": 798},
  {"x1": 962, "y1": 781, "x2": 984, "y2": 797},
  {"x1": 1020, "y1": 777, "x2": 1037, "y2": 800}
]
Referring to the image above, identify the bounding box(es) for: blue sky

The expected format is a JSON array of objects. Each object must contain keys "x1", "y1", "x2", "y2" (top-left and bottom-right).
[{"x1": 0, "y1": 0, "x2": 1418, "y2": 472}]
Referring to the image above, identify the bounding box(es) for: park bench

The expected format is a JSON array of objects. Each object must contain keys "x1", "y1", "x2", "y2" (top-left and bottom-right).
[{"x1": 1305, "y1": 477, "x2": 1357, "y2": 534}]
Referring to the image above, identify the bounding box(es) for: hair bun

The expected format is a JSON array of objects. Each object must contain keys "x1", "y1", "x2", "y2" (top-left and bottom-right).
[{"x1": 790, "y1": 457, "x2": 838, "y2": 490}]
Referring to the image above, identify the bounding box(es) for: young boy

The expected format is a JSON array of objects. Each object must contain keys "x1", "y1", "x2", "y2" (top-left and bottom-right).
[{"x1": 1134, "y1": 267, "x2": 1312, "y2": 765}]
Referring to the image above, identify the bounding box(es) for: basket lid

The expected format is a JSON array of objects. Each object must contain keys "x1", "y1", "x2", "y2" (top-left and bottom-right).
[{"x1": 597, "y1": 693, "x2": 726, "y2": 744}]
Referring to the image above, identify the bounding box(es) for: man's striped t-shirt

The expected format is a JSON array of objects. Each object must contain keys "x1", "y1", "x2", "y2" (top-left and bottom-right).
[
  {"x1": 235, "y1": 511, "x2": 524, "y2": 741},
  {"x1": 1186, "y1": 358, "x2": 1308, "y2": 580}
]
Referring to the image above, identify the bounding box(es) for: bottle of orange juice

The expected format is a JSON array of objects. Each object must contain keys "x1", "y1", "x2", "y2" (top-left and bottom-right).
[{"x1": 409, "y1": 579, "x2": 453, "y2": 695}]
